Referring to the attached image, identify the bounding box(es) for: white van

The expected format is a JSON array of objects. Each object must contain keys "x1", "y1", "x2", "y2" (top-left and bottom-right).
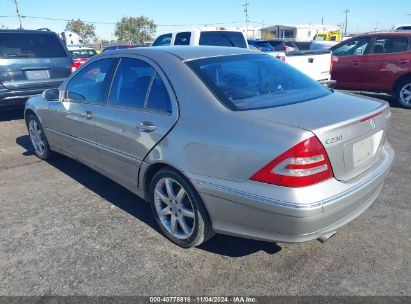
[{"x1": 152, "y1": 27, "x2": 248, "y2": 48}]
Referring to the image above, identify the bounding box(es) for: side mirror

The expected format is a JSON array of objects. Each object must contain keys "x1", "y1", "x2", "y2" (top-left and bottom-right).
[{"x1": 43, "y1": 88, "x2": 60, "y2": 101}]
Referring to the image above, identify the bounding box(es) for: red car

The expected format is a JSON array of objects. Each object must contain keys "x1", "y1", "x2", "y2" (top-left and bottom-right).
[
  {"x1": 331, "y1": 32, "x2": 411, "y2": 108},
  {"x1": 68, "y1": 47, "x2": 97, "y2": 73}
]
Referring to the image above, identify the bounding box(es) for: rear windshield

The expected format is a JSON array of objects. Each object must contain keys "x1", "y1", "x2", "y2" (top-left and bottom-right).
[
  {"x1": 199, "y1": 31, "x2": 247, "y2": 48},
  {"x1": 70, "y1": 49, "x2": 97, "y2": 59},
  {"x1": 187, "y1": 54, "x2": 330, "y2": 111},
  {"x1": 0, "y1": 32, "x2": 67, "y2": 59},
  {"x1": 285, "y1": 41, "x2": 298, "y2": 48},
  {"x1": 255, "y1": 41, "x2": 272, "y2": 48}
]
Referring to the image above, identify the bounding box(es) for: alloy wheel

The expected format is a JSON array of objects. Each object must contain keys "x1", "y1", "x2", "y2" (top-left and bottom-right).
[
  {"x1": 154, "y1": 177, "x2": 195, "y2": 240},
  {"x1": 28, "y1": 119, "x2": 46, "y2": 157},
  {"x1": 399, "y1": 83, "x2": 411, "y2": 106}
]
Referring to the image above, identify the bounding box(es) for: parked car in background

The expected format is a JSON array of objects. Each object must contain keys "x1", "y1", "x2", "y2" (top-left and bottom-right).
[
  {"x1": 68, "y1": 46, "x2": 97, "y2": 73},
  {"x1": 247, "y1": 39, "x2": 274, "y2": 52},
  {"x1": 102, "y1": 44, "x2": 144, "y2": 52},
  {"x1": 392, "y1": 25, "x2": 411, "y2": 31},
  {"x1": 25, "y1": 46, "x2": 394, "y2": 248},
  {"x1": 267, "y1": 39, "x2": 299, "y2": 52},
  {"x1": 151, "y1": 27, "x2": 248, "y2": 48},
  {"x1": 331, "y1": 31, "x2": 411, "y2": 108},
  {"x1": 310, "y1": 40, "x2": 339, "y2": 51},
  {"x1": 0, "y1": 29, "x2": 72, "y2": 107}
]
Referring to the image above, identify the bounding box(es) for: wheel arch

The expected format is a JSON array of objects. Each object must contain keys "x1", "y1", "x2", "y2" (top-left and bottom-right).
[
  {"x1": 141, "y1": 162, "x2": 211, "y2": 215},
  {"x1": 393, "y1": 73, "x2": 411, "y2": 92},
  {"x1": 24, "y1": 109, "x2": 37, "y2": 126},
  {"x1": 143, "y1": 162, "x2": 180, "y2": 201}
]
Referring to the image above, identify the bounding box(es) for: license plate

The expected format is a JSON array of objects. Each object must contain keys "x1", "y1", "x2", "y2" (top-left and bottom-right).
[
  {"x1": 24, "y1": 70, "x2": 49, "y2": 80},
  {"x1": 353, "y1": 136, "x2": 373, "y2": 167}
]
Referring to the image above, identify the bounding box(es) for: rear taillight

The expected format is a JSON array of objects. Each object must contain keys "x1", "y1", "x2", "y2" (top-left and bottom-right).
[
  {"x1": 71, "y1": 60, "x2": 82, "y2": 73},
  {"x1": 257, "y1": 47, "x2": 264, "y2": 51},
  {"x1": 250, "y1": 136, "x2": 333, "y2": 187}
]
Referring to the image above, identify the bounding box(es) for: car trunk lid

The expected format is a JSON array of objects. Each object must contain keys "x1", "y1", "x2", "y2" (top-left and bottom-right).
[{"x1": 245, "y1": 91, "x2": 390, "y2": 181}]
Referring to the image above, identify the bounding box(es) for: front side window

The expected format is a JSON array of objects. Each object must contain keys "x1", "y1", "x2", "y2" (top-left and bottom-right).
[
  {"x1": 108, "y1": 58, "x2": 154, "y2": 109},
  {"x1": 199, "y1": 31, "x2": 247, "y2": 48},
  {"x1": 332, "y1": 37, "x2": 371, "y2": 57},
  {"x1": 187, "y1": 54, "x2": 330, "y2": 111},
  {"x1": 175, "y1": 32, "x2": 191, "y2": 46},
  {"x1": 371, "y1": 36, "x2": 409, "y2": 54},
  {"x1": 152, "y1": 34, "x2": 172, "y2": 46},
  {"x1": 67, "y1": 58, "x2": 114, "y2": 103}
]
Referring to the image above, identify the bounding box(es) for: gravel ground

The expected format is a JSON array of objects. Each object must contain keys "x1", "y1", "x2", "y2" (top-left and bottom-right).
[{"x1": 0, "y1": 94, "x2": 410, "y2": 296}]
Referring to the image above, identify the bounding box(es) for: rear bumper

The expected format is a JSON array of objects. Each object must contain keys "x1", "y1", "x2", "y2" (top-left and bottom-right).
[
  {"x1": 0, "y1": 80, "x2": 64, "y2": 107},
  {"x1": 191, "y1": 144, "x2": 394, "y2": 243}
]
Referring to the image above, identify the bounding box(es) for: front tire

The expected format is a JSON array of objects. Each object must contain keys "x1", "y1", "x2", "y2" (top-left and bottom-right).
[
  {"x1": 27, "y1": 114, "x2": 54, "y2": 160},
  {"x1": 395, "y1": 78, "x2": 411, "y2": 108},
  {"x1": 149, "y1": 168, "x2": 215, "y2": 248}
]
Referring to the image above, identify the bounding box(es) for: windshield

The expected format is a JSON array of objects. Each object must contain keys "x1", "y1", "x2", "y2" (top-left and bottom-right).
[
  {"x1": 70, "y1": 49, "x2": 97, "y2": 59},
  {"x1": 187, "y1": 54, "x2": 331, "y2": 111},
  {"x1": 0, "y1": 32, "x2": 67, "y2": 59},
  {"x1": 199, "y1": 31, "x2": 247, "y2": 48}
]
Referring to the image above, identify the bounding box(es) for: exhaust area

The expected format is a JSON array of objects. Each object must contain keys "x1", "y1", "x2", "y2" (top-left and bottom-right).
[{"x1": 317, "y1": 231, "x2": 336, "y2": 243}]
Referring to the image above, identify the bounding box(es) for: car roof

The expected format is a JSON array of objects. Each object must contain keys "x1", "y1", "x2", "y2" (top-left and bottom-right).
[
  {"x1": 0, "y1": 29, "x2": 57, "y2": 35},
  {"x1": 357, "y1": 31, "x2": 411, "y2": 37},
  {"x1": 110, "y1": 46, "x2": 258, "y2": 61},
  {"x1": 157, "y1": 27, "x2": 244, "y2": 35}
]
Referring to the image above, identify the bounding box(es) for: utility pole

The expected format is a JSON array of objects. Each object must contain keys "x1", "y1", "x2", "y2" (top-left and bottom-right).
[
  {"x1": 343, "y1": 9, "x2": 350, "y2": 36},
  {"x1": 243, "y1": 1, "x2": 249, "y2": 38},
  {"x1": 13, "y1": 0, "x2": 23, "y2": 29}
]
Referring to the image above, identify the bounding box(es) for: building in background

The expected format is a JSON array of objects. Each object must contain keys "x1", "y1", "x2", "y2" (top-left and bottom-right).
[
  {"x1": 261, "y1": 24, "x2": 340, "y2": 42},
  {"x1": 228, "y1": 25, "x2": 261, "y2": 39}
]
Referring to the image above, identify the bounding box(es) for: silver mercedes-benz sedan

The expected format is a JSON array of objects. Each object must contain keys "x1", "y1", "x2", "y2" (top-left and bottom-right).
[{"x1": 24, "y1": 46, "x2": 394, "y2": 248}]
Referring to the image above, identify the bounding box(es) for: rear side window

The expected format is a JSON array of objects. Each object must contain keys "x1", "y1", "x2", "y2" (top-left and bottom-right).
[
  {"x1": 187, "y1": 54, "x2": 330, "y2": 111},
  {"x1": 146, "y1": 73, "x2": 172, "y2": 113},
  {"x1": 175, "y1": 32, "x2": 191, "y2": 45},
  {"x1": 152, "y1": 34, "x2": 172, "y2": 46},
  {"x1": 109, "y1": 58, "x2": 154, "y2": 109},
  {"x1": 371, "y1": 36, "x2": 409, "y2": 54},
  {"x1": 199, "y1": 31, "x2": 247, "y2": 48},
  {"x1": 67, "y1": 58, "x2": 114, "y2": 103},
  {"x1": 0, "y1": 32, "x2": 67, "y2": 59}
]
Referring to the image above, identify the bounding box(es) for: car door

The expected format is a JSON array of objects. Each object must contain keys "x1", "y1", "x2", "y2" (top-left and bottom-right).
[
  {"x1": 92, "y1": 57, "x2": 177, "y2": 190},
  {"x1": 360, "y1": 36, "x2": 410, "y2": 91},
  {"x1": 47, "y1": 58, "x2": 116, "y2": 169},
  {"x1": 331, "y1": 37, "x2": 372, "y2": 89}
]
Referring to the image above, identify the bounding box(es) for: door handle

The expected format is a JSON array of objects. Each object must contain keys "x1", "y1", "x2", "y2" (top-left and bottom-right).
[
  {"x1": 352, "y1": 60, "x2": 361, "y2": 65},
  {"x1": 137, "y1": 121, "x2": 156, "y2": 132},
  {"x1": 399, "y1": 59, "x2": 409, "y2": 64},
  {"x1": 80, "y1": 111, "x2": 93, "y2": 119}
]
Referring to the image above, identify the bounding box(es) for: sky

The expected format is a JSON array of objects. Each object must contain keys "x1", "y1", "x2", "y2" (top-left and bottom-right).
[{"x1": 1, "y1": 0, "x2": 410, "y2": 40}]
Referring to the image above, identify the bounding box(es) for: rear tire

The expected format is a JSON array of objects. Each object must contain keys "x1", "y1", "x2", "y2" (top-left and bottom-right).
[
  {"x1": 149, "y1": 167, "x2": 215, "y2": 248},
  {"x1": 26, "y1": 114, "x2": 54, "y2": 160},
  {"x1": 395, "y1": 77, "x2": 411, "y2": 108}
]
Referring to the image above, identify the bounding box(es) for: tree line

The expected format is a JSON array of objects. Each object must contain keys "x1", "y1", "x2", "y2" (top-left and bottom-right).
[{"x1": 65, "y1": 16, "x2": 156, "y2": 45}]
